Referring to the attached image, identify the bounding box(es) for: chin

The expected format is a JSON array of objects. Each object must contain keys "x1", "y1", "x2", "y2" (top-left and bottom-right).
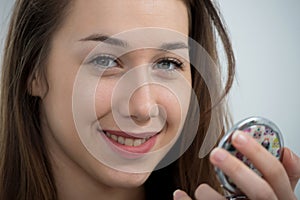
[
  {"x1": 112, "y1": 171, "x2": 151, "y2": 188},
  {"x1": 93, "y1": 165, "x2": 152, "y2": 189}
]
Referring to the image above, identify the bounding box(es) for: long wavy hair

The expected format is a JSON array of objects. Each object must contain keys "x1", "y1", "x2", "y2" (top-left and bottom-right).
[{"x1": 0, "y1": 0, "x2": 235, "y2": 199}]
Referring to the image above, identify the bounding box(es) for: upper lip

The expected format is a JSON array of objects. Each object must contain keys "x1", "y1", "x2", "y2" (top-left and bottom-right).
[{"x1": 99, "y1": 129, "x2": 160, "y2": 139}]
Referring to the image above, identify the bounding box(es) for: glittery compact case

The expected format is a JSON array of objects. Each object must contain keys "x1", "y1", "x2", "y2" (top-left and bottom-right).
[{"x1": 215, "y1": 116, "x2": 284, "y2": 197}]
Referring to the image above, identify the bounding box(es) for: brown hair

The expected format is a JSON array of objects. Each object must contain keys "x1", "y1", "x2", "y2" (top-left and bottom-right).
[
  {"x1": 181, "y1": 0, "x2": 235, "y2": 193},
  {"x1": 0, "y1": 0, "x2": 71, "y2": 199},
  {"x1": 0, "y1": 0, "x2": 235, "y2": 199}
]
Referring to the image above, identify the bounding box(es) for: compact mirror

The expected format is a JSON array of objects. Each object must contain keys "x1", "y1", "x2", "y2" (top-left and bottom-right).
[{"x1": 215, "y1": 116, "x2": 284, "y2": 195}]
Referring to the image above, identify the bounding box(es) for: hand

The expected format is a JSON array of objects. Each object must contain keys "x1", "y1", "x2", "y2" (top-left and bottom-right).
[{"x1": 173, "y1": 131, "x2": 300, "y2": 200}]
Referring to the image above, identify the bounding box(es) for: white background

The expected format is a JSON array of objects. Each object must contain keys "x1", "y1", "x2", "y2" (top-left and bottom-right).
[
  {"x1": 217, "y1": 0, "x2": 300, "y2": 196},
  {"x1": 1, "y1": 0, "x2": 299, "y2": 197}
]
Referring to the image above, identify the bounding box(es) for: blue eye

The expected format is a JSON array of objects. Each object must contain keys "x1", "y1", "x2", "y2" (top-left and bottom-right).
[
  {"x1": 154, "y1": 58, "x2": 183, "y2": 71},
  {"x1": 89, "y1": 55, "x2": 118, "y2": 69}
]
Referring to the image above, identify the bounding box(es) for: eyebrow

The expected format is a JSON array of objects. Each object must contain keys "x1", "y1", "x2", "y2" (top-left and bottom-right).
[
  {"x1": 160, "y1": 42, "x2": 189, "y2": 51},
  {"x1": 79, "y1": 33, "x2": 189, "y2": 51},
  {"x1": 79, "y1": 34, "x2": 128, "y2": 48}
]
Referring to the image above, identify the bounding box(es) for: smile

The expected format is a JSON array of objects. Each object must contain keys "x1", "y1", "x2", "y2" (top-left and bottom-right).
[
  {"x1": 98, "y1": 129, "x2": 160, "y2": 155},
  {"x1": 104, "y1": 132, "x2": 151, "y2": 147}
]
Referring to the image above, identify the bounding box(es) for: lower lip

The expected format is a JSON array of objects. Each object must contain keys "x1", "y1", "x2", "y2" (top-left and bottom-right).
[{"x1": 98, "y1": 131, "x2": 158, "y2": 159}]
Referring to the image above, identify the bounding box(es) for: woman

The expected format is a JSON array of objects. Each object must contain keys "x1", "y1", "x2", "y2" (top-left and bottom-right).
[{"x1": 0, "y1": 0, "x2": 299, "y2": 200}]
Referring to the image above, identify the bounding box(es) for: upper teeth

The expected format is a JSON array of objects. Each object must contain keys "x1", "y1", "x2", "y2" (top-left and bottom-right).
[{"x1": 105, "y1": 132, "x2": 150, "y2": 147}]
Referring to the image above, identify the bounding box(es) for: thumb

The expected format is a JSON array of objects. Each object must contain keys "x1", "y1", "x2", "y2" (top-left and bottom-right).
[
  {"x1": 282, "y1": 148, "x2": 300, "y2": 190},
  {"x1": 173, "y1": 189, "x2": 192, "y2": 200}
]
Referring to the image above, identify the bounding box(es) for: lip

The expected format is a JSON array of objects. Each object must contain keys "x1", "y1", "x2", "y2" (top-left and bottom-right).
[
  {"x1": 104, "y1": 130, "x2": 158, "y2": 139},
  {"x1": 97, "y1": 129, "x2": 159, "y2": 159}
]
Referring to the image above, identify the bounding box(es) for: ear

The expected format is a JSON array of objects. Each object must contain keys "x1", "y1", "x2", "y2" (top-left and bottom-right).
[{"x1": 28, "y1": 70, "x2": 45, "y2": 97}]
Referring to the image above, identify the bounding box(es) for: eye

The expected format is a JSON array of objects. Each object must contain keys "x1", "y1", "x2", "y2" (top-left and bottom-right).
[
  {"x1": 154, "y1": 57, "x2": 183, "y2": 71},
  {"x1": 88, "y1": 54, "x2": 119, "y2": 69}
]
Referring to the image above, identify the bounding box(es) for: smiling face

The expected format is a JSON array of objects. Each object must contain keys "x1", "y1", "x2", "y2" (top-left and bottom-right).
[{"x1": 34, "y1": 0, "x2": 190, "y2": 191}]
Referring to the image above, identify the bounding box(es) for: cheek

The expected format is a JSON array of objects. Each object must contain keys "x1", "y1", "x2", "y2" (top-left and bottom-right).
[
  {"x1": 40, "y1": 76, "x2": 92, "y2": 176},
  {"x1": 158, "y1": 91, "x2": 182, "y2": 125},
  {"x1": 159, "y1": 75, "x2": 192, "y2": 129},
  {"x1": 41, "y1": 70, "x2": 80, "y2": 150},
  {"x1": 94, "y1": 79, "x2": 116, "y2": 117},
  {"x1": 42, "y1": 73, "x2": 75, "y2": 132},
  {"x1": 156, "y1": 86, "x2": 190, "y2": 147},
  {"x1": 42, "y1": 47, "x2": 80, "y2": 131}
]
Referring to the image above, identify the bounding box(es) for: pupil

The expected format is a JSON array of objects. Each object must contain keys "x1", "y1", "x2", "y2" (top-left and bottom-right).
[
  {"x1": 99, "y1": 58, "x2": 109, "y2": 66},
  {"x1": 159, "y1": 62, "x2": 171, "y2": 69}
]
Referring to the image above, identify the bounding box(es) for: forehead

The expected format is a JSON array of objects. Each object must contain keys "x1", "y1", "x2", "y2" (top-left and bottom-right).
[{"x1": 62, "y1": 0, "x2": 189, "y2": 38}]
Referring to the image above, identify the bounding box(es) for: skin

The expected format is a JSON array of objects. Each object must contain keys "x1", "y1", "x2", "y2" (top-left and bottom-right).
[
  {"x1": 32, "y1": 0, "x2": 190, "y2": 199},
  {"x1": 174, "y1": 131, "x2": 300, "y2": 200}
]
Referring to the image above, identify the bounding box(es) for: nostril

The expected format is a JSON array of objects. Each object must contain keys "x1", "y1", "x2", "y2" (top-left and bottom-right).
[
  {"x1": 132, "y1": 105, "x2": 151, "y2": 121},
  {"x1": 149, "y1": 104, "x2": 159, "y2": 118}
]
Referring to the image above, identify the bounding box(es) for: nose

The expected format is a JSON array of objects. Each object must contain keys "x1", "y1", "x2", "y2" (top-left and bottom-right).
[
  {"x1": 114, "y1": 63, "x2": 160, "y2": 125},
  {"x1": 117, "y1": 84, "x2": 159, "y2": 124},
  {"x1": 128, "y1": 85, "x2": 158, "y2": 123}
]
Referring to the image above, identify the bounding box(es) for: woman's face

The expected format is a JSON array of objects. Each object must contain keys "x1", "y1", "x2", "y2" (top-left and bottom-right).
[{"x1": 36, "y1": 0, "x2": 191, "y2": 188}]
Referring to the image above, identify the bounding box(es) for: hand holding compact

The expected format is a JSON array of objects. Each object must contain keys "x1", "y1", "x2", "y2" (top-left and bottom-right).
[{"x1": 174, "y1": 117, "x2": 300, "y2": 200}]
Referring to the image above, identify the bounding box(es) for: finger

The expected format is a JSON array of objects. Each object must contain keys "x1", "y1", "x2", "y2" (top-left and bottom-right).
[
  {"x1": 231, "y1": 131, "x2": 295, "y2": 200},
  {"x1": 173, "y1": 190, "x2": 192, "y2": 200},
  {"x1": 281, "y1": 148, "x2": 300, "y2": 190},
  {"x1": 210, "y1": 147, "x2": 278, "y2": 200},
  {"x1": 194, "y1": 184, "x2": 225, "y2": 200}
]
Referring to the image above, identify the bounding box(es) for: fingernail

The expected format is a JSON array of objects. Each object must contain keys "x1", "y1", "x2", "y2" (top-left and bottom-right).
[
  {"x1": 173, "y1": 190, "x2": 187, "y2": 200},
  {"x1": 232, "y1": 131, "x2": 248, "y2": 145},
  {"x1": 210, "y1": 148, "x2": 227, "y2": 163},
  {"x1": 289, "y1": 149, "x2": 295, "y2": 161}
]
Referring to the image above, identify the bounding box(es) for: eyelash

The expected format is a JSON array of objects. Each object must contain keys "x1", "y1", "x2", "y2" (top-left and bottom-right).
[
  {"x1": 88, "y1": 54, "x2": 119, "y2": 69},
  {"x1": 154, "y1": 57, "x2": 184, "y2": 71},
  {"x1": 87, "y1": 54, "x2": 184, "y2": 71}
]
